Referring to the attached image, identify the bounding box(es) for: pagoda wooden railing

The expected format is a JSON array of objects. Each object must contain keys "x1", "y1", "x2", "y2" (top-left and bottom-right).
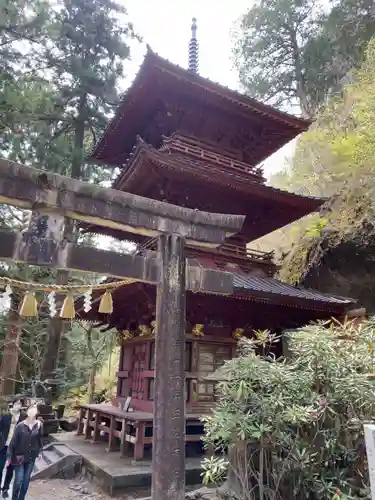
[
  {"x1": 160, "y1": 134, "x2": 265, "y2": 182},
  {"x1": 141, "y1": 237, "x2": 274, "y2": 267},
  {"x1": 216, "y1": 242, "x2": 273, "y2": 261}
]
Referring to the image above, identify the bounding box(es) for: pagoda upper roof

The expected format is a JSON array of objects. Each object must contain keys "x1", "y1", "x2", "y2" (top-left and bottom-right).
[
  {"x1": 107, "y1": 136, "x2": 323, "y2": 242},
  {"x1": 115, "y1": 135, "x2": 320, "y2": 207},
  {"x1": 91, "y1": 47, "x2": 311, "y2": 167}
]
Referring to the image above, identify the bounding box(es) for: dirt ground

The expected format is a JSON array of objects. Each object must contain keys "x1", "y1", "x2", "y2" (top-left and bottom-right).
[
  {"x1": 27, "y1": 478, "x2": 218, "y2": 499},
  {"x1": 28, "y1": 477, "x2": 150, "y2": 499}
]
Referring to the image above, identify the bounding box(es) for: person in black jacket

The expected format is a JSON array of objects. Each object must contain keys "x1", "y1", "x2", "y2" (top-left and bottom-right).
[
  {"x1": 7, "y1": 402, "x2": 42, "y2": 500},
  {"x1": 1, "y1": 397, "x2": 26, "y2": 498},
  {"x1": 0, "y1": 396, "x2": 25, "y2": 498}
]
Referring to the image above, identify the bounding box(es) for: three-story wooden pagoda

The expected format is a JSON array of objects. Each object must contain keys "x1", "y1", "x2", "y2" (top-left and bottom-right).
[{"x1": 77, "y1": 24, "x2": 356, "y2": 435}]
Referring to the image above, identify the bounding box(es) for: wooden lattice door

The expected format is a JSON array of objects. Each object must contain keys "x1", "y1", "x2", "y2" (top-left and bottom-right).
[
  {"x1": 130, "y1": 343, "x2": 147, "y2": 400},
  {"x1": 194, "y1": 343, "x2": 232, "y2": 407}
]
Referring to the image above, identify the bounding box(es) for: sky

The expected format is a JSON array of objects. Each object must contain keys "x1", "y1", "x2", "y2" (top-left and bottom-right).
[{"x1": 122, "y1": 0, "x2": 296, "y2": 178}]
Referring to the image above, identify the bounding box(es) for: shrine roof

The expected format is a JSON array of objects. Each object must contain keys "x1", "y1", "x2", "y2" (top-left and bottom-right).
[
  {"x1": 232, "y1": 274, "x2": 354, "y2": 306},
  {"x1": 90, "y1": 47, "x2": 311, "y2": 167},
  {"x1": 104, "y1": 140, "x2": 323, "y2": 241},
  {"x1": 77, "y1": 270, "x2": 355, "y2": 329}
]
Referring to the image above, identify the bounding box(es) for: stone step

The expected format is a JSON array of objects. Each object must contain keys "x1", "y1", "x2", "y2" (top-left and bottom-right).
[
  {"x1": 31, "y1": 443, "x2": 82, "y2": 481},
  {"x1": 41, "y1": 449, "x2": 58, "y2": 465},
  {"x1": 52, "y1": 444, "x2": 65, "y2": 459}
]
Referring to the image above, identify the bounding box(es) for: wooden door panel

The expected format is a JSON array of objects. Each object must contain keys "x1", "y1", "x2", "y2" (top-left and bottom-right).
[
  {"x1": 130, "y1": 344, "x2": 147, "y2": 400},
  {"x1": 195, "y1": 343, "x2": 231, "y2": 403}
]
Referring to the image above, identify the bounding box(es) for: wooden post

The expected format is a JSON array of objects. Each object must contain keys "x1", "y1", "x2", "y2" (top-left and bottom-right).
[
  {"x1": 92, "y1": 410, "x2": 101, "y2": 443},
  {"x1": 152, "y1": 234, "x2": 186, "y2": 500},
  {"x1": 120, "y1": 418, "x2": 129, "y2": 457},
  {"x1": 84, "y1": 409, "x2": 93, "y2": 440},
  {"x1": 134, "y1": 421, "x2": 146, "y2": 461},
  {"x1": 107, "y1": 415, "x2": 116, "y2": 452},
  {"x1": 76, "y1": 407, "x2": 85, "y2": 436}
]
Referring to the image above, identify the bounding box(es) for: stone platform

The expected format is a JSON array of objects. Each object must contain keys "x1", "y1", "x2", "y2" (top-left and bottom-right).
[{"x1": 51, "y1": 432, "x2": 203, "y2": 496}]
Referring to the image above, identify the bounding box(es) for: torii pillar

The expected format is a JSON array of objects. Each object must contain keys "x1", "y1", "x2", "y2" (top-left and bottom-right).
[{"x1": 152, "y1": 234, "x2": 186, "y2": 499}]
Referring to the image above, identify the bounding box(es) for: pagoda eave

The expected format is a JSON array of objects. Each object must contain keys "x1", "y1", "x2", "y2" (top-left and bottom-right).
[
  {"x1": 90, "y1": 48, "x2": 311, "y2": 168},
  {"x1": 116, "y1": 146, "x2": 323, "y2": 209},
  {"x1": 84, "y1": 146, "x2": 323, "y2": 243}
]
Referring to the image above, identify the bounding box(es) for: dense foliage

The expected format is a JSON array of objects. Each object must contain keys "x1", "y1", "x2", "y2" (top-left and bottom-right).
[
  {"x1": 271, "y1": 38, "x2": 375, "y2": 198},
  {"x1": 233, "y1": 0, "x2": 375, "y2": 117},
  {"x1": 0, "y1": 0, "x2": 139, "y2": 398},
  {"x1": 203, "y1": 321, "x2": 375, "y2": 499},
  {"x1": 251, "y1": 40, "x2": 375, "y2": 306}
]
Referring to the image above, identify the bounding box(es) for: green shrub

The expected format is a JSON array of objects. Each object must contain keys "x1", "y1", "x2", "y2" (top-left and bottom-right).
[{"x1": 203, "y1": 320, "x2": 375, "y2": 499}]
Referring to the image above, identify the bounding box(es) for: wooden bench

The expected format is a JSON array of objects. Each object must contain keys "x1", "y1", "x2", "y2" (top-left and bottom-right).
[{"x1": 76, "y1": 403, "x2": 208, "y2": 461}]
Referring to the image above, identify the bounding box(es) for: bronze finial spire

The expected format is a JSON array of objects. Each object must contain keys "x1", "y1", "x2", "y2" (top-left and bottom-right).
[{"x1": 188, "y1": 17, "x2": 199, "y2": 74}]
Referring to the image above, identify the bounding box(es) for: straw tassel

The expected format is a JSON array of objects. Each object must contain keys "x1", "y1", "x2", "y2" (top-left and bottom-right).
[
  {"x1": 99, "y1": 290, "x2": 113, "y2": 314},
  {"x1": 19, "y1": 292, "x2": 38, "y2": 317},
  {"x1": 60, "y1": 294, "x2": 75, "y2": 319}
]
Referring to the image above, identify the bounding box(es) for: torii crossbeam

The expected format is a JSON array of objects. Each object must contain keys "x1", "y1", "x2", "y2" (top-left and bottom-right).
[{"x1": 0, "y1": 159, "x2": 245, "y2": 500}]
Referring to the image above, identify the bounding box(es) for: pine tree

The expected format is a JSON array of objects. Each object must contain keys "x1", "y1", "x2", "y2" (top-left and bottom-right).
[
  {"x1": 0, "y1": 0, "x2": 52, "y2": 157},
  {"x1": 0, "y1": 0, "x2": 139, "y2": 393},
  {"x1": 233, "y1": 0, "x2": 328, "y2": 118},
  {"x1": 233, "y1": 0, "x2": 375, "y2": 118}
]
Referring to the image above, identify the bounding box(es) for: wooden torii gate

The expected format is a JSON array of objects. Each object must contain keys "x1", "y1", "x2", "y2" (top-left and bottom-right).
[{"x1": 0, "y1": 158, "x2": 245, "y2": 500}]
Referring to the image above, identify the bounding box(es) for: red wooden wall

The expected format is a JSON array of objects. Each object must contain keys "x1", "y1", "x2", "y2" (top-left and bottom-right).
[{"x1": 116, "y1": 328, "x2": 237, "y2": 413}]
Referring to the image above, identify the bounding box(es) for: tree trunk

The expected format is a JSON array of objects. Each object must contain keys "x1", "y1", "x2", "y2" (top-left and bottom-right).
[
  {"x1": 86, "y1": 324, "x2": 96, "y2": 404},
  {"x1": 40, "y1": 96, "x2": 86, "y2": 381},
  {"x1": 40, "y1": 270, "x2": 69, "y2": 380},
  {"x1": 220, "y1": 442, "x2": 254, "y2": 500},
  {"x1": 87, "y1": 363, "x2": 97, "y2": 404},
  {"x1": 290, "y1": 30, "x2": 314, "y2": 119},
  {"x1": 0, "y1": 297, "x2": 22, "y2": 396}
]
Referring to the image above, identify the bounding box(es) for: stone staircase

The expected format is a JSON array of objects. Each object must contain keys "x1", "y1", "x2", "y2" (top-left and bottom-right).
[{"x1": 31, "y1": 442, "x2": 82, "y2": 481}]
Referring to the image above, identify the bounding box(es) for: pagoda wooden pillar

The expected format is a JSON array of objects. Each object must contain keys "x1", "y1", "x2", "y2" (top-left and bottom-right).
[{"x1": 152, "y1": 234, "x2": 186, "y2": 500}]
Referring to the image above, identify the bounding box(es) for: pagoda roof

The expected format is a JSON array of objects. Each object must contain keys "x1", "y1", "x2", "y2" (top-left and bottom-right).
[
  {"x1": 116, "y1": 137, "x2": 322, "y2": 208},
  {"x1": 105, "y1": 138, "x2": 323, "y2": 241},
  {"x1": 91, "y1": 47, "x2": 311, "y2": 167},
  {"x1": 77, "y1": 269, "x2": 355, "y2": 332}
]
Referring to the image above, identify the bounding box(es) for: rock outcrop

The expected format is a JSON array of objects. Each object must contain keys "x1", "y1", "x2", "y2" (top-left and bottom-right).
[{"x1": 279, "y1": 186, "x2": 375, "y2": 313}]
